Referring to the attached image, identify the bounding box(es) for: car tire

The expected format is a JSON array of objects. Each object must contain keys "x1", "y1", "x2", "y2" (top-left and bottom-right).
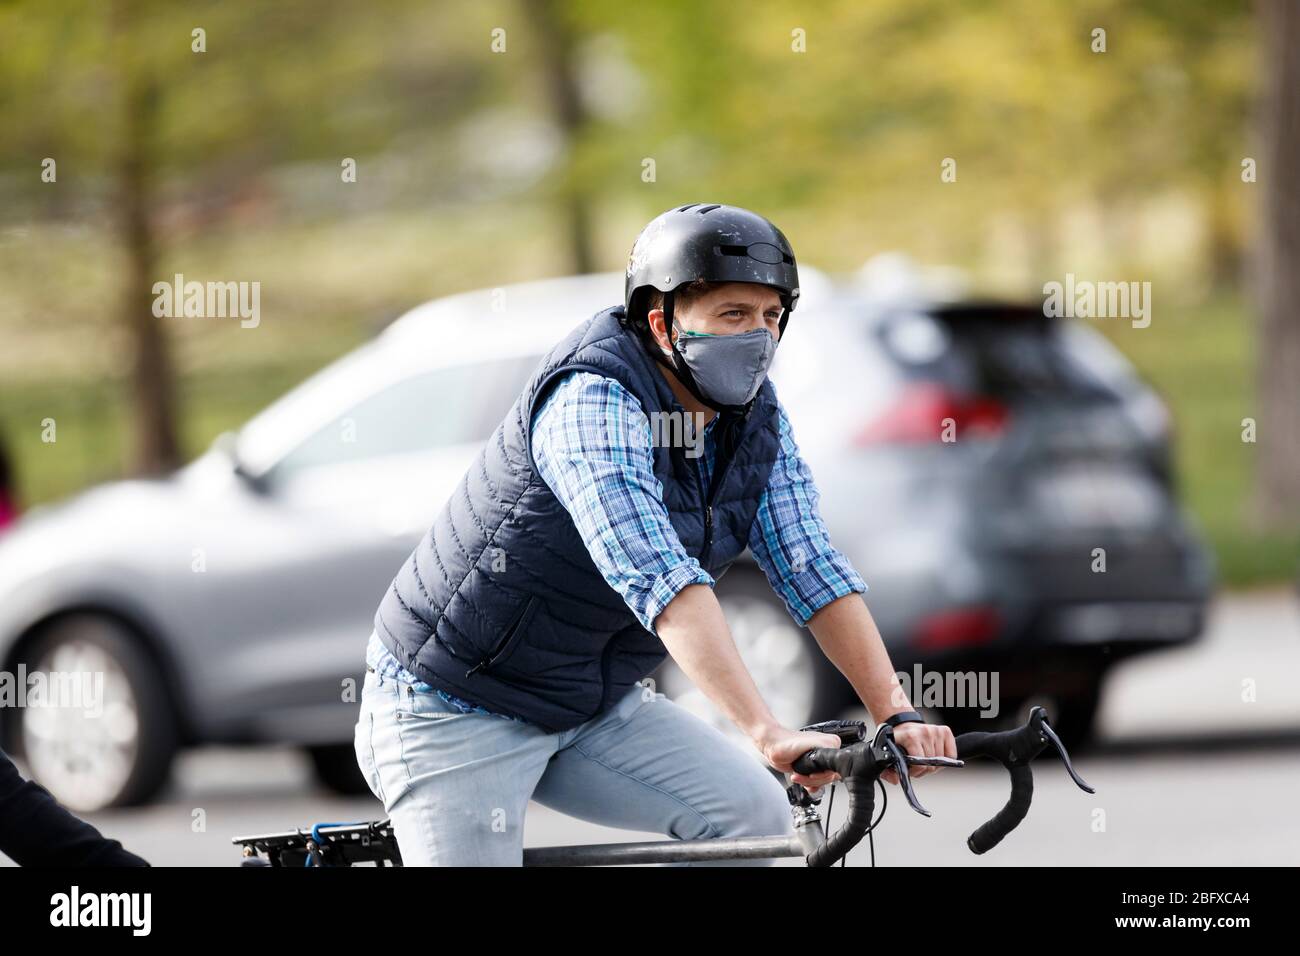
[
  {"x1": 940, "y1": 674, "x2": 1104, "y2": 755},
  {"x1": 652, "y1": 567, "x2": 844, "y2": 742},
  {"x1": 307, "y1": 743, "x2": 372, "y2": 796},
  {"x1": 11, "y1": 614, "x2": 177, "y2": 812},
  {"x1": 1043, "y1": 684, "x2": 1103, "y2": 754},
  {"x1": 1020, "y1": 660, "x2": 1108, "y2": 754},
  {"x1": 932, "y1": 696, "x2": 1029, "y2": 740}
]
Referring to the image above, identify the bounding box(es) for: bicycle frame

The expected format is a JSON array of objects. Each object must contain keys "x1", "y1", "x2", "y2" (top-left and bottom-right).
[
  {"x1": 524, "y1": 833, "x2": 814, "y2": 866},
  {"x1": 524, "y1": 804, "x2": 829, "y2": 865}
]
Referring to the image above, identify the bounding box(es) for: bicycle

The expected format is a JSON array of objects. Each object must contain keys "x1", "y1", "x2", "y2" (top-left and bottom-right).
[{"x1": 232, "y1": 705, "x2": 1093, "y2": 867}]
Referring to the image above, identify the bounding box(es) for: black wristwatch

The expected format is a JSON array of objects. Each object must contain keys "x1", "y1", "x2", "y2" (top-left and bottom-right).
[{"x1": 882, "y1": 710, "x2": 924, "y2": 729}]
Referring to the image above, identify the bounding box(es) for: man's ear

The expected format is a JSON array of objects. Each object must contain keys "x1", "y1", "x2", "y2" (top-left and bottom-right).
[{"x1": 647, "y1": 308, "x2": 675, "y2": 354}]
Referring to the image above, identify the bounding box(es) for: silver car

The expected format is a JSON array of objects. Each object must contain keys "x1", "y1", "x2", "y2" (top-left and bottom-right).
[{"x1": 0, "y1": 268, "x2": 1211, "y2": 810}]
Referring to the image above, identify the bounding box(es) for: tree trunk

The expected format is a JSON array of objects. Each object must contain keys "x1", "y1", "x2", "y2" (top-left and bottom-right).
[
  {"x1": 113, "y1": 1, "x2": 180, "y2": 476},
  {"x1": 523, "y1": 0, "x2": 595, "y2": 274},
  {"x1": 1254, "y1": 0, "x2": 1300, "y2": 527}
]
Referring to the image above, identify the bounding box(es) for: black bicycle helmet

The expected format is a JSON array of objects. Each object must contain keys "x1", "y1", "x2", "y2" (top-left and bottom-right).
[
  {"x1": 623, "y1": 203, "x2": 800, "y2": 411},
  {"x1": 624, "y1": 202, "x2": 800, "y2": 332}
]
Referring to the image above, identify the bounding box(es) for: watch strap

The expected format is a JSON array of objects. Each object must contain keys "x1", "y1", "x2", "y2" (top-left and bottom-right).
[{"x1": 883, "y1": 710, "x2": 924, "y2": 728}]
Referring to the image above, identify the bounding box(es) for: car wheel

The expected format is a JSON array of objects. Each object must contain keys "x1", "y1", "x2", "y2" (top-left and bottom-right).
[
  {"x1": 653, "y1": 568, "x2": 841, "y2": 744},
  {"x1": 307, "y1": 743, "x2": 372, "y2": 796},
  {"x1": 942, "y1": 682, "x2": 1103, "y2": 755},
  {"x1": 13, "y1": 615, "x2": 177, "y2": 812},
  {"x1": 1018, "y1": 660, "x2": 1108, "y2": 754},
  {"x1": 1041, "y1": 685, "x2": 1103, "y2": 754},
  {"x1": 933, "y1": 696, "x2": 1029, "y2": 739}
]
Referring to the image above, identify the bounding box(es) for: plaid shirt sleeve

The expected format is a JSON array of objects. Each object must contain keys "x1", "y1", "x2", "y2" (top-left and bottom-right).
[
  {"x1": 530, "y1": 371, "x2": 714, "y2": 634},
  {"x1": 747, "y1": 400, "x2": 868, "y2": 626}
]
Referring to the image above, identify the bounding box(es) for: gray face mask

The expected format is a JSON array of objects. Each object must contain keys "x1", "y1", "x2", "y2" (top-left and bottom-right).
[{"x1": 670, "y1": 326, "x2": 777, "y2": 408}]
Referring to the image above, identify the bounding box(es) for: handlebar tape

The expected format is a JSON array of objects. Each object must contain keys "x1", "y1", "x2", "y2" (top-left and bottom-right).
[
  {"x1": 791, "y1": 747, "x2": 877, "y2": 867},
  {"x1": 791, "y1": 748, "x2": 833, "y2": 777},
  {"x1": 967, "y1": 763, "x2": 1032, "y2": 853},
  {"x1": 955, "y1": 730, "x2": 1035, "y2": 854},
  {"x1": 952, "y1": 729, "x2": 1000, "y2": 758}
]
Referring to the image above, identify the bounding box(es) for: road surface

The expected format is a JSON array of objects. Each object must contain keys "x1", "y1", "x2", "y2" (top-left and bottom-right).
[{"x1": 6, "y1": 589, "x2": 1298, "y2": 866}]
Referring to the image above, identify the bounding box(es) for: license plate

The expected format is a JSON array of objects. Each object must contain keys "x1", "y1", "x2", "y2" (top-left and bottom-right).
[
  {"x1": 1054, "y1": 602, "x2": 1200, "y2": 643},
  {"x1": 1031, "y1": 465, "x2": 1164, "y2": 528}
]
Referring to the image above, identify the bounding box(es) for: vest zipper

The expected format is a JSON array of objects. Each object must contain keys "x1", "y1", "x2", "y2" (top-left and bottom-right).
[
  {"x1": 697, "y1": 411, "x2": 745, "y2": 566},
  {"x1": 703, "y1": 504, "x2": 714, "y2": 564},
  {"x1": 465, "y1": 597, "x2": 535, "y2": 678},
  {"x1": 692, "y1": 454, "x2": 714, "y2": 566}
]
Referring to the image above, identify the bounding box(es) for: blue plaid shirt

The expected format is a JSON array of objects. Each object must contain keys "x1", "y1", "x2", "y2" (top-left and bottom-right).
[{"x1": 366, "y1": 370, "x2": 867, "y2": 718}]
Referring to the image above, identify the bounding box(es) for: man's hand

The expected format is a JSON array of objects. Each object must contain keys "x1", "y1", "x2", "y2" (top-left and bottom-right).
[
  {"x1": 880, "y1": 721, "x2": 957, "y2": 786},
  {"x1": 754, "y1": 725, "x2": 845, "y2": 792}
]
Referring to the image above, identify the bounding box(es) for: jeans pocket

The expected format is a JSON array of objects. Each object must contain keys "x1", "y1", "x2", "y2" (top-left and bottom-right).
[
  {"x1": 393, "y1": 683, "x2": 468, "y2": 722},
  {"x1": 395, "y1": 708, "x2": 460, "y2": 723},
  {"x1": 354, "y1": 708, "x2": 387, "y2": 804}
]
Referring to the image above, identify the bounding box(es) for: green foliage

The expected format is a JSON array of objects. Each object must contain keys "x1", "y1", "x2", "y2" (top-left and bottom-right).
[{"x1": 0, "y1": 0, "x2": 1283, "y2": 582}]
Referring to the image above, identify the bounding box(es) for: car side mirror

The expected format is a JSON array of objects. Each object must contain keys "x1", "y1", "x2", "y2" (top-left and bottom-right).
[{"x1": 211, "y1": 431, "x2": 270, "y2": 494}]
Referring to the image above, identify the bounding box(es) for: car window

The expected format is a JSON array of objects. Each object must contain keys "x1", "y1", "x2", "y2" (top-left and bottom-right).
[
  {"x1": 880, "y1": 308, "x2": 1120, "y2": 403},
  {"x1": 268, "y1": 354, "x2": 540, "y2": 476},
  {"x1": 1056, "y1": 319, "x2": 1144, "y2": 396}
]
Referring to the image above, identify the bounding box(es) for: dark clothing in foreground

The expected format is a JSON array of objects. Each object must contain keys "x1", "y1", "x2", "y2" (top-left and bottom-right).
[{"x1": 0, "y1": 747, "x2": 149, "y2": 866}]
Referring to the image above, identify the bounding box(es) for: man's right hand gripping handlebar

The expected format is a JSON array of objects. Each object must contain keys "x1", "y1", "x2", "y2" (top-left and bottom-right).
[{"x1": 790, "y1": 706, "x2": 1096, "y2": 866}]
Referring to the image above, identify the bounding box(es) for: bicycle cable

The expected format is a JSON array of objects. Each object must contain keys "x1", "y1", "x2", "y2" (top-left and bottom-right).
[
  {"x1": 304, "y1": 821, "x2": 367, "y2": 866},
  {"x1": 825, "y1": 783, "x2": 834, "y2": 858},
  {"x1": 867, "y1": 778, "x2": 887, "y2": 867},
  {"x1": 821, "y1": 775, "x2": 889, "y2": 867}
]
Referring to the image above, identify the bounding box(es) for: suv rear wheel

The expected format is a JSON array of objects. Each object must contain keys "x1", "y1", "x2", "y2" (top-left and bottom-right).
[{"x1": 938, "y1": 664, "x2": 1106, "y2": 754}]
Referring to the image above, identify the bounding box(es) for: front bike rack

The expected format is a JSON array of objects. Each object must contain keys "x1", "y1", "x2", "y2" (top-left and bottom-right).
[{"x1": 234, "y1": 820, "x2": 402, "y2": 867}]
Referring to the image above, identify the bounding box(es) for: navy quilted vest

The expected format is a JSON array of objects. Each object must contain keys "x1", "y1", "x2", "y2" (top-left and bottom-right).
[{"x1": 372, "y1": 305, "x2": 781, "y2": 731}]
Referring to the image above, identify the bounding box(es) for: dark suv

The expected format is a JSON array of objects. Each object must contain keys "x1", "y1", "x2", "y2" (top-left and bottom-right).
[{"x1": 657, "y1": 288, "x2": 1214, "y2": 751}]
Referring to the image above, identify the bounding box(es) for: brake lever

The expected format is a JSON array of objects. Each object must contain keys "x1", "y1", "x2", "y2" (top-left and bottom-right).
[
  {"x1": 876, "y1": 727, "x2": 931, "y2": 817},
  {"x1": 907, "y1": 756, "x2": 965, "y2": 768},
  {"x1": 1033, "y1": 708, "x2": 1095, "y2": 794}
]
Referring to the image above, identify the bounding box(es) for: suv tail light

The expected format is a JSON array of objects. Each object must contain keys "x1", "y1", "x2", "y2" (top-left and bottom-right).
[
  {"x1": 854, "y1": 383, "x2": 1009, "y2": 445},
  {"x1": 913, "y1": 607, "x2": 1003, "y2": 652}
]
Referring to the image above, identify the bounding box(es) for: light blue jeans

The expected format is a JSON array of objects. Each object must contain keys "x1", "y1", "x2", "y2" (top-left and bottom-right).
[{"x1": 353, "y1": 667, "x2": 794, "y2": 866}]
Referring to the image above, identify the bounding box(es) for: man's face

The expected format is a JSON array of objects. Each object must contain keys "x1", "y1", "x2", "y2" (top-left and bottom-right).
[{"x1": 648, "y1": 282, "x2": 784, "y2": 356}]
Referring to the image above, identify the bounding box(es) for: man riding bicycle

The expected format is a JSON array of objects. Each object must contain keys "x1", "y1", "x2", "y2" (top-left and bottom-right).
[{"x1": 355, "y1": 202, "x2": 957, "y2": 866}]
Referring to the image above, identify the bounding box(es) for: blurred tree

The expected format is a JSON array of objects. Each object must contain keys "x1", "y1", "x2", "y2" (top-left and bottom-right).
[
  {"x1": 1254, "y1": 0, "x2": 1300, "y2": 526},
  {"x1": 0, "y1": 0, "x2": 1272, "y2": 487},
  {"x1": 0, "y1": 0, "x2": 488, "y2": 474},
  {"x1": 111, "y1": 0, "x2": 178, "y2": 473},
  {"x1": 557, "y1": 0, "x2": 1251, "y2": 281},
  {"x1": 522, "y1": 0, "x2": 595, "y2": 273}
]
